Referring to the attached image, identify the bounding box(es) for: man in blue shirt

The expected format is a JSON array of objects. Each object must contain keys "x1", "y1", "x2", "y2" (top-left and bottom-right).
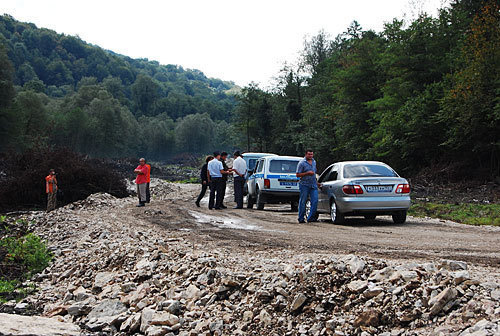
[
  {"x1": 296, "y1": 150, "x2": 319, "y2": 223},
  {"x1": 207, "y1": 151, "x2": 231, "y2": 210}
]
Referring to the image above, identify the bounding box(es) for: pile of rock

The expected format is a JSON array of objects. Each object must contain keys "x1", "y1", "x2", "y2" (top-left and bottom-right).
[{"x1": 3, "y1": 185, "x2": 499, "y2": 336}]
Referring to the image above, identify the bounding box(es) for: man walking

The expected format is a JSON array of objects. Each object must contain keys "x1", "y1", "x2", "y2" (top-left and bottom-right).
[
  {"x1": 296, "y1": 150, "x2": 319, "y2": 223},
  {"x1": 207, "y1": 151, "x2": 230, "y2": 210},
  {"x1": 134, "y1": 158, "x2": 149, "y2": 207},
  {"x1": 195, "y1": 155, "x2": 213, "y2": 207},
  {"x1": 45, "y1": 169, "x2": 58, "y2": 212},
  {"x1": 232, "y1": 151, "x2": 247, "y2": 209}
]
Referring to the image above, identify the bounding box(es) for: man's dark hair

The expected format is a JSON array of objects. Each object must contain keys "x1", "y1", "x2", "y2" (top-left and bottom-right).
[
  {"x1": 221, "y1": 151, "x2": 228, "y2": 157},
  {"x1": 213, "y1": 151, "x2": 221, "y2": 157},
  {"x1": 206, "y1": 155, "x2": 214, "y2": 163},
  {"x1": 233, "y1": 151, "x2": 241, "y2": 157},
  {"x1": 305, "y1": 149, "x2": 314, "y2": 154}
]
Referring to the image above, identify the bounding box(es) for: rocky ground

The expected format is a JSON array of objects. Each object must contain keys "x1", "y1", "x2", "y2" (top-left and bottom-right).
[{"x1": 0, "y1": 180, "x2": 499, "y2": 336}]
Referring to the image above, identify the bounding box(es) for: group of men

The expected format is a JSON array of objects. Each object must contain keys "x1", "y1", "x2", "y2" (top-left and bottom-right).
[
  {"x1": 196, "y1": 151, "x2": 247, "y2": 210},
  {"x1": 195, "y1": 149, "x2": 320, "y2": 223}
]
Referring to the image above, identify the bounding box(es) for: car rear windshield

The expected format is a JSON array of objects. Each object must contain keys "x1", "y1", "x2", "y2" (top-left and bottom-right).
[
  {"x1": 269, "y1": 160, "x2": 299, "y2": 174},
  {"x1": 343, "y1": 164, "x2": 398, "y2": 178}
]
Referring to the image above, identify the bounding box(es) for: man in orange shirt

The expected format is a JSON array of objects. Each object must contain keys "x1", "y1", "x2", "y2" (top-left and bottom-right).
[
  {"x1": 134, "y1": 158, "x2": 149, "y2": 207},
  {"x1": 45, "y1": 169, "x2": 58, "y2": 212},
  {"x1": 145, "y1": 161, "x2": 151, "y2": 203}
]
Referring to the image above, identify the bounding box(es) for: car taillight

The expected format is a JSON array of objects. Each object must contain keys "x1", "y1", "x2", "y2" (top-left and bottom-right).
[
  {"x1": 342, "y1": 185, "x2": 363, "y2": 194},
  {"x1": 264, "y1": 179, "x2": 270, "y2": 189},
  {"x1": 395, "y1": 184, "x2": 410, "y2": 193}
]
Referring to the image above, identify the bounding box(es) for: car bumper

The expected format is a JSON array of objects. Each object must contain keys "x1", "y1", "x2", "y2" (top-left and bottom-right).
[
  {"x1": 337, "y1": 195, "x2": 411, "y2": 214},
  {"x1": 260, "y1": 189, "x2": 300, "y2": 203}
]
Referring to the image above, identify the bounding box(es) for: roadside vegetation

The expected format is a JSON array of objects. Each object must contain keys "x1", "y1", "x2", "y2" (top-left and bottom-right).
[
  {"x1": 409, "y1": 202, "x2": 500, "y2": 226},
  {"x1": 0, "y1": 216, "x2": 52, "y2": 302}
]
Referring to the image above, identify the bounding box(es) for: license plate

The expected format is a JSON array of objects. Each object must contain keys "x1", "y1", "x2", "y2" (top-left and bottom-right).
[
  {"x1": 365, "y1": 185, "x2": 393, "y2": 192},
  {"x1": 280, "y1": 182, "x2": 297, "y2": 186}
]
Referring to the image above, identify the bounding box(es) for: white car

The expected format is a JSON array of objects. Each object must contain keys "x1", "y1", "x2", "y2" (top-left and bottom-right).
[{"x1": 246, "y1": 155, "x2": 302, "y2": 210}]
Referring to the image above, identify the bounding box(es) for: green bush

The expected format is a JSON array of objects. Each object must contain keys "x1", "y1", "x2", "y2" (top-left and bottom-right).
[
  {"x1": 0, "y1": 233, "x2": 52, "y2": 274},
  {"x1": 409, "y1": 202, "x2": 500, "y2": 226}
]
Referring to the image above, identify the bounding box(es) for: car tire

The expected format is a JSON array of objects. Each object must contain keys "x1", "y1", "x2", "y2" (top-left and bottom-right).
[
  {"x1": 364, "y1": 215, "x2": 376, "y2": 220},
  {"x1": 291, "y1": 201, "x2": 298, "y2": 212},
  {"x1": 330, "y1": 200, "x2": 344, "y2": 224},
  {"x1": 247, "y1": 195, "x2": 254, "y2": 209},
  {"x1": 256, "y1": 189, "x2": 265, "y2": 210},
  {"x1": 392, "y1": 210, "x2": 407, "y2": 224}
]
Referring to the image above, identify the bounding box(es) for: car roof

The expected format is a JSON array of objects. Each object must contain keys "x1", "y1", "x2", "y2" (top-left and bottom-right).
[
  {"x1": 265, "y1": 155, "x2": 303, "y2": 161},
  {"x1": 335, "y1": 161, "x2": 388, "y2": 165},
  {"x1": 242, "y1": 153, "x2": 276, "y2": 157}
]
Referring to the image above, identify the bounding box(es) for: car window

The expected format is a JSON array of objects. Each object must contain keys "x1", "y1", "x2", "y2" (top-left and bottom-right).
[
  {"x1": 318, "y1": 167, "x2": 332, "y2": 183},
  {"x1": 248, "y1": 159, "x2": 257, "y2": 171},
  {"x1": 326, "y1": 168, "x2": 338, "y2": 181},
  {"x1": 257, "y1": 160, "x2": 264, "y2": 173},
  {"x1": 269, "y1": 160, "x2": 299, "y2": 173},
  {"x1": 343, "y1": 164, "x2": 398, "y2": 178}
]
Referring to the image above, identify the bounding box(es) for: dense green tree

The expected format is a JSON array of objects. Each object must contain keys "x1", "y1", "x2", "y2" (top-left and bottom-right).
[{"x1": 175, "y1": 113, "x2": 215, "y2": 153}]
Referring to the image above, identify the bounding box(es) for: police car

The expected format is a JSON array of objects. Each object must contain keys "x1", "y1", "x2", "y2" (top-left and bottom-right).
[{"x1": 246, "y1": 155, "x2": 302, "y2": 210}]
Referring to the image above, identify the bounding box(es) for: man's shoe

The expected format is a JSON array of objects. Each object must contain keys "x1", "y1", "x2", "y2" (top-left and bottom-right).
[
  {"x1": 307, "y1": 219, "x2": 318, "y2": 223},
  {"x1": 233, "y1": 206, "x2": 243, "y2": 209},
  {"x1": 195, "y1": 201, "x2": 200, "y2": 207},
  {"x1": 298, "y1": 220, "x2": 306, "y2": 223},
  {"x1": 214, "y1": 207, "x2": 221, "y2": 210},
  {"x1": 136, "y1": 203, "x2": 145, "y2": 207},
  {"x1": 220, "y1": 205, "x2": 227, "y2": 209}
]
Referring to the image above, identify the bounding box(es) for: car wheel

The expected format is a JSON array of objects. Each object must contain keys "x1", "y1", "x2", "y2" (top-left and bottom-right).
[
  {"x1": 392, "y1": 210, "x2": 407, "y2": 224},
  {"x1": 256, "y1": 189, "x2": 265, "y2": 210},
  {"x1": 364, "y1": 215, "x2": 376, "y2": 220},
  {"x1": 246, "y1": 195, "x2": 254, "y2": 209},
  {"x1": 330, "y1": 200, "x2": 344, "y2": 224},
  {"x1": 291, "y1": 201, "x2": 298, "y2": 212}
]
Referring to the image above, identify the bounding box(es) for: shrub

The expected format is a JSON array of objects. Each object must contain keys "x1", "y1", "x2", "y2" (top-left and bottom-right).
[{"x1": 0, "y1": 232, "x2": 52, "y2": 275}]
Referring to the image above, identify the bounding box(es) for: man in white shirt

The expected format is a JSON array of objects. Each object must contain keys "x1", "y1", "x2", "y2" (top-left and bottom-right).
[
  {"x1": 232, "y1": 151, "x2": 247, "y2": 209},
  {"x1": 207, "y1": 151, "x2": 231, "y2": 210}
]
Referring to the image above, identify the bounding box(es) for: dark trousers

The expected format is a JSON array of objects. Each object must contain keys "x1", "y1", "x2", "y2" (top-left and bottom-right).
[
  {"x1": 208, "y1": 178, "x2": 224, "y2": 209},
  {"x1": 234, "y1": 176, "x2": 245, "y2": 208},
  {"x1": 220, "y1": 179, "x2": 227, "y2": 205},
  {"x1": 196, "y1": 182, "x2": 208, "y2": 204},
  {"x1": 146, "y1": 182, "x2": 150, "y2": 203}
]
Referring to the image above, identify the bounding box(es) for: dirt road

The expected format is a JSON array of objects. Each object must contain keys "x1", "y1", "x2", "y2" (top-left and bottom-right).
[{"x1": 137, "y1": 183, "x2": 500, "y2": 268}]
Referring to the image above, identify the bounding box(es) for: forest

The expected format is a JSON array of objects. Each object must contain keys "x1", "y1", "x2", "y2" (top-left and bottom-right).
[
  {"x1": 0, "y1": 0, "x2": 499, "y2": 180},
  {"x1": 0, "y1": 14, "x2": 239, "y2": 159},
  {"x1": 235, "y1": 0, "x2": 499, "y2": 178}
]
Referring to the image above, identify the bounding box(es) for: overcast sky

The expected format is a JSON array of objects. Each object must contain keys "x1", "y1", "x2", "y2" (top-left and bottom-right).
[{"x1": 2, "y1": 0, "x2": 448, "y2": 87}]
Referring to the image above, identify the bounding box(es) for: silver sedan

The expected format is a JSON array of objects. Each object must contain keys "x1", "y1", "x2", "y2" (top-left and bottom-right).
[{"x1": 312, "y1": 161, "x2": 411, "y2": 224}]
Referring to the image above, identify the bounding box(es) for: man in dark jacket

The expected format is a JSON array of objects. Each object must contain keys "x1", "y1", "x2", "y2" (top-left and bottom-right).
[
  {"x1": 219, "y1": 152, "x2": 229, "y2": 209},
  {"x1": 195, "y1": 156, "x2": 213, "y2": 207}
]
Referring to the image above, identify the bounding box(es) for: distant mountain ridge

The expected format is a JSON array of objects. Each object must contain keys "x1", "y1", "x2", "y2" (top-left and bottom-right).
[{"x1": 0, "y1": 14, "x2": 238, "y2": 121}]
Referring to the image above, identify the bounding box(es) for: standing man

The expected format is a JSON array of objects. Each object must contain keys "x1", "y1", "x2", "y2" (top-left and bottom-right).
[
  {"x1": 145, "y1": 161, "x2": 151, "y2": 203},
  {"x1": 232, "y1": 151, "x2": 247, "y2": 209},
  {"x1": 296, "y1": 150, "x2": 319, "y2": 223},
  {"x1": 134, "y1": 158, "x2": 149, "y2": 207},
  {"x1": 207, "y1": 151, "x2": 230, "y2": 210},
  {"x1": 45, "y1": 169, "x2": 58, "y2": 212},
  {"x1": 219, "y1": 152, "x2": 230, "y2": 209},
  {"x1": 195, "y1": 155, "x2": 213, "y2": 207}
]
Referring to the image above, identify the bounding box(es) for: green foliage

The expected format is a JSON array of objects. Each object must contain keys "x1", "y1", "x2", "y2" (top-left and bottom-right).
[
  {"x1": 0, "y1": 232, "x2": 52, "y2": 274},
  {"x1": 409, "y1": 201, "x2": 500, "y2": 226},
  {"x1": 0, "y1": 14, "x2": 238, "y2": 159},
  {"x1": 234, "y1": 1, "x2": 499, "y2": 178}
]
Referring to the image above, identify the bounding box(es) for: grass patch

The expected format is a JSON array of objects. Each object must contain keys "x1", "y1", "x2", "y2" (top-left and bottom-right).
[
  {"x1": 175, "y1": 177, "x2": 200, "y2": 184},
  {"x1": 409, "y1": 201, "x2": 500, "y2": 226},
  {"x1": 0, "y1": 218, "x2": 52, "y2": 302}
]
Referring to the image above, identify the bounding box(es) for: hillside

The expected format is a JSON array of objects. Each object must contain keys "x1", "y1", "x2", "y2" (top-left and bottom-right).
[{"x1": 0, "y1": 14, "x2": 239, "y2": 158}]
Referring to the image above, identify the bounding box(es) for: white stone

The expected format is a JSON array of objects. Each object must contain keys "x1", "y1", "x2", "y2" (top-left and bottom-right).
[{"x1": 0, "y1": 313, "x2": 80, "y2": 336}]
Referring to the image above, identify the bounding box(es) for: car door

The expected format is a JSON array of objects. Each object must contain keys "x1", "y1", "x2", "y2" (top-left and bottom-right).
[
  {"x1": 247, "y1": 159, "x2": 262, "y2": 196},
  {"x1": 318, "y1": 165, "x2": 339, "y2": 211},
  {"x1": 317, "y1": 166, "x2": 333, "y2": 212}
]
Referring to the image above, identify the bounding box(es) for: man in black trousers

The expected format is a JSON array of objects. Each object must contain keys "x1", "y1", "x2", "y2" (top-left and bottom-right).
[
  {"x1": 232, "y1": 151, "x2": 247, "y2": 209},
  {"x1": 207, "y1": 151, "x2": 231, "y2": 210}
]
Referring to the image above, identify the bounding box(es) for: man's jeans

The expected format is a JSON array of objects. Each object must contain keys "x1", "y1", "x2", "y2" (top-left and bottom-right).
[{"x1": 298, "y1": 184, "x2": 318, "y2": 222}]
